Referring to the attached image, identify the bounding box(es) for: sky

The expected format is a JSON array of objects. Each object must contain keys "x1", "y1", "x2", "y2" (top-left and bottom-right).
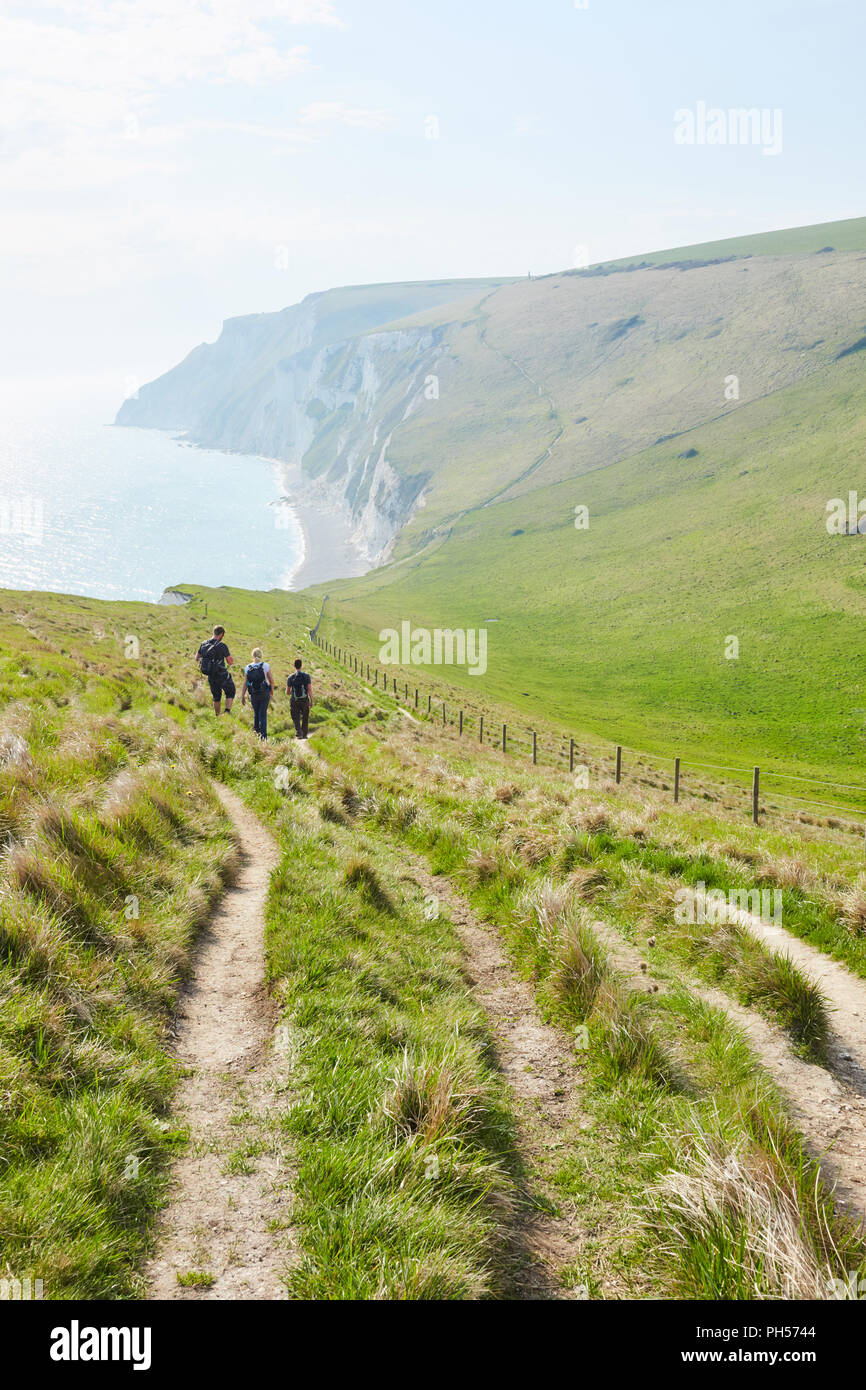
[{"x1": 2, "y1": 0, "x2": 864, "y2": 385}]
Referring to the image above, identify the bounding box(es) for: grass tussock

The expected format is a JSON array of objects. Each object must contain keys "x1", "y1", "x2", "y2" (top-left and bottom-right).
[
  {"x1": 380, "y1": 1048, "x2": 488, "y2": 1145},
  {"x1": 839, "y1": 874, "x2": 866, "y2": 936},
  {"x1": 651, "y1": 1118, "x2": 851, "y2": 1300},
  {"x1": 344, "y1": 855, "x2": 395, "y2": 913}
]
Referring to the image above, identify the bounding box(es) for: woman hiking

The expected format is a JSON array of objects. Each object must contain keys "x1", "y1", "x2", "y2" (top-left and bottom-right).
[{"x1": 240, "y1": 647, "x2": 275, "y2": 740}]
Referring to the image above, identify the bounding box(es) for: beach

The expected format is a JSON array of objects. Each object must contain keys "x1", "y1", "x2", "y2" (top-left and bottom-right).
[{"x1": 279, "y1": 463, "x2": 372, "y2": 591}]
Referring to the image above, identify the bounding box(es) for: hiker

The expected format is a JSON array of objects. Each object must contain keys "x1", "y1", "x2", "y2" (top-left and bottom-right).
[
  {"x1": 241, "y1": 647, "x2": 275, "y2": 740},
  {"x1": 286, "y1": 657, "x2": 313, "y2": 739},
  {"x1": 196, "y1": 625, "x2": 235, "y2": 715}
]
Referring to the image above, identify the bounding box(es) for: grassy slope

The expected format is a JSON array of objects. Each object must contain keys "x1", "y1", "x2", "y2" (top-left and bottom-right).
[
  {"x1": 0, "y1": 599, "x2": 238, "y2": 1297},
  {"x1": 301, "y1": 221, "x2": 866, "y2": 793},
  {"x1": 595, "y1": 214, "x2": 866, "y2": 268},
  {"x1": 0, "y1": 589, "x2": 552, "y2": 1299},
  {"x1": 5, "y1": 586, "x2": 866, "y2": 1298},
  {"x1": 301, "y1": 712, "x2": 862, "y2": 1299},
  {"x1": 315, "y1": 358, "x2": 866, "y2": 791}
]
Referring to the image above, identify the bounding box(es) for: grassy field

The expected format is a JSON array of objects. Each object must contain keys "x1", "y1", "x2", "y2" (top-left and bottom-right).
[
  {"x1": 313, "y1": 357, "x2": 866, "y2": 791},
  {"x1": 5, "y1": 583, "x2": 866, "y2": 1299},
  {"x1": 301, "y1": 227, "x2": 866, "y2": 793}
]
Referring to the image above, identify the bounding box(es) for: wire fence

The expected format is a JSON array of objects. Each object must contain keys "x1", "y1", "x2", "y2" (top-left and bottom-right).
[{"x1": 311, "y1": 635, "x2": 866, "y2": 834}]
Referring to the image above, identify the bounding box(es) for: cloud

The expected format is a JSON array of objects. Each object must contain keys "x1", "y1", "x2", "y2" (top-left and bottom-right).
[
  {"x1": 0, "y1": 1, "x2": 333, "y2": 139},
  {"x1": 299, "y1": 101, "x2": 392, "y2": 131},
  {"x1": 0, "y1": 0, "x2": 386, "y2": 302},
  {"x1": 0, "y1": 1, "x2": 339, "y2": 198}
]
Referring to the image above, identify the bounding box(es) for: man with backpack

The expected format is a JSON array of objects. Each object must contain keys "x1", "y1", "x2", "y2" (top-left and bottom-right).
[
  {"x1": 241, "y1": 647, "x2": 275, "y2": 740},
  {"x1": 286, "y1": 657, "x2": 313, "y2": 739},
  {"x1": 196, "y1": 625, "x2": 235, "y2": 716}
]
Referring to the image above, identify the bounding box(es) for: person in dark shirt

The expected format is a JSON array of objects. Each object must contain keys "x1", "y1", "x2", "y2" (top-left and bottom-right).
[
  {"x1": 196, "y1": 625, "x2": 236, "y2": 716},
  {"x1": 286, "y1": 657, "x2": 313, "y2": 739}
]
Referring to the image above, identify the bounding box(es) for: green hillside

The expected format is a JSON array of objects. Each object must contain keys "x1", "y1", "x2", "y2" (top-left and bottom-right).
[
  {"x1": 295, "y1": 219, "x2": 866, "y2": 789},
  {"x1": 5, "y1": 584, "x2": 866, "y2": 1301},
  {"x1": 596, "y1": 214, "x2": 866, "y2": 269}
]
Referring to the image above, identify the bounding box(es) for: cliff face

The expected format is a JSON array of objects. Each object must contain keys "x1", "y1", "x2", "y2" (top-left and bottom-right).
[
  {"x1": 116, "y1": 279, "x2": 506, "y2": 562},
  {"x1": 116, "y1": 251, "x2": 866, "y2": 575}
]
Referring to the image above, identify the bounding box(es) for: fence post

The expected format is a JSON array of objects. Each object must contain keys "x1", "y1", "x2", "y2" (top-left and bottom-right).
[
  {"x1": 479, "y1": 714, "x2": 484, "y2": 744},
  {"x1": 405, "y1": 683, "x2": 408, "y2": 701},
  {"x1": 502, "y1": 723, "x2": 507, "y2": 754},
  {"x1": 442, "y1": 702, "x2": 446, "y2": 725},
  {"x1": 393, "y1": 676, "x2": 397, "y2": 695},
  {"x1": 615, "y1": 745, "x2": 622, "y2": 784},
  {"x1": 752, "y1": 766, "x2": 760, "y2": 826},
  {"x1": 674, "y1": 756, "x2": 680, "y2": 804},
  {"x1": 459, "y1": 710, "x2": 463, "y2": 735},
  {"x1": 427, "y1": 694, "x2": 431, "y2": 714},
  {"x1": 415, "y1": 688, "x2": 418, "y2": 708},
  {"x1": 374, "y1": 670, "x2": 378, "y2": 686},
  {"x1": 569, "y1": 738, "x2": 575, "y2": 773},
  {"x1": 532, "y1": 730, "x2": 537, "y2": 765}
]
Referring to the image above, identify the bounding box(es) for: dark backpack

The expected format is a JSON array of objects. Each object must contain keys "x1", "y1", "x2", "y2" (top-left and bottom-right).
[
  {"x1": 289, "y1": 671, "x2": 309, "y2": 701},
  {"x1": 246, "y1": 662, "x2": 268, "y2": 693},
  {"x1": 198, "y1": 638, "x2": 221, "y2": 676}
]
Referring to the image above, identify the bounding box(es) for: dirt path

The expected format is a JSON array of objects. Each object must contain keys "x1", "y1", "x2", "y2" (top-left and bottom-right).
[
  {"x1": 146, "y1": 783, "x2": 292, "y2": 1300},
  {"x1": 592, "y1": 911, "x2": 866, "y2": 1229},
  {"x1": 409, "y1": 862, "x2": 588, "y2": 1299}
]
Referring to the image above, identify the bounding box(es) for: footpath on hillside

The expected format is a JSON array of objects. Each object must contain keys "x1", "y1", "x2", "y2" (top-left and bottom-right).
[{"x1": 146, "y1": 784, "x2": 292, "y2": 1300}]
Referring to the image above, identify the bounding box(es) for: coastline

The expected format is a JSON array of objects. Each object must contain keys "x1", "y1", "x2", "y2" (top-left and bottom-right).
[{"x1": 278, "y1": 462, "x2": 371, "y2": 591}]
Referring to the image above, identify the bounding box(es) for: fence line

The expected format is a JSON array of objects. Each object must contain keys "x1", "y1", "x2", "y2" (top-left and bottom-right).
[{"x1": 310, "y1": 635, "x2": 866, "y2": 832}]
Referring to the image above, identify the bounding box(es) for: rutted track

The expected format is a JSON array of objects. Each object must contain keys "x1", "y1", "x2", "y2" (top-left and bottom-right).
[
  {"x1": 146, "y1": 784, "x2": 292, "y2": 1300},
  {"x1": 594, "y1": 906, "x2": 866, "y2": 1229},
  {"x1": 409, "y1": 860, "x2": 588, "y2": 1298}
]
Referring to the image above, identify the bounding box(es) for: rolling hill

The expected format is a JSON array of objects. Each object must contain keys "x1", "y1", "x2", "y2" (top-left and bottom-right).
[
  {"x1": 4, "y1": 582, "x2": 866, "y2": 1301},
  {"x1": 119, "y1": 217, "x2": 866, "y2": 784}
]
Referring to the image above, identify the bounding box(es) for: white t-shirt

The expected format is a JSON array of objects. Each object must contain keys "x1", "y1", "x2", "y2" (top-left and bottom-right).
[{"x1": 245, "y1": 661, "x2": 270, "y2": 677}]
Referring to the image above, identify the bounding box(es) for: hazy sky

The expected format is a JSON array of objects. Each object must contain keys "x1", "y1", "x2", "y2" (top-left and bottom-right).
[{"x1": 2, "y1": 0, "x2": 864, "y2": 384}]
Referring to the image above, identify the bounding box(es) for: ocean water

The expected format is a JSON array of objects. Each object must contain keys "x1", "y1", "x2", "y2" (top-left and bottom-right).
[{"x1": 0, "y1": 375, "x2": 305, "y2": 603}]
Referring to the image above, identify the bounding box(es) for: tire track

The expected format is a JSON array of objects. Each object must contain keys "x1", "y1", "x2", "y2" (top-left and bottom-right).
[{"x1": 146, "y1": 784, "x2": 293, "y2": 1300}]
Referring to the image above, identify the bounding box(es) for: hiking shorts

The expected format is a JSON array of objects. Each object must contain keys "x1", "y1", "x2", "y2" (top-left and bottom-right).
[{"x1": 208, "y1": 669, "x2": 236, "y2": 701}]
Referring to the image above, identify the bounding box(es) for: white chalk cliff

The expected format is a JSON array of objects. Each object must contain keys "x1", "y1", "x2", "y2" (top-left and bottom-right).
[{"x1": 116, "y1": 279, "x2": 505, "y2": 565}]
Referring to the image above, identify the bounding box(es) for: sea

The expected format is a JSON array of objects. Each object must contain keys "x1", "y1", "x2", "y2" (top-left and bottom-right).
[{"x1": 0, "y1": 374, "x2": 307, "y2": 603}]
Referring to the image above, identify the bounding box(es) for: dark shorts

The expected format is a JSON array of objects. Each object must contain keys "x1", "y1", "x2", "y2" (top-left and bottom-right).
[{"x1": 208, "y1": 669, "x2": 236, "y2": 700}]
